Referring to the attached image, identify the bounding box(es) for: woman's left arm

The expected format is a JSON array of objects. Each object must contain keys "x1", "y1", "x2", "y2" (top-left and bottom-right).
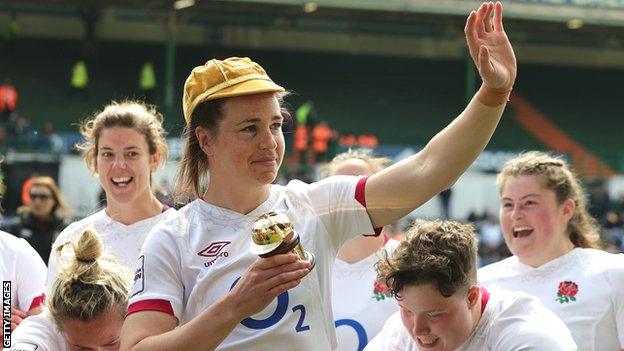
[{"x1": 365, "y1": 2, "x2": 517, "y2": 227}]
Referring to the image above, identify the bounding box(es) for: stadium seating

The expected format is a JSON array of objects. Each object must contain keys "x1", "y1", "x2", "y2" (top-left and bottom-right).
[{"x1": 3, "y1": 38, "x2": 621, "y2": 170}]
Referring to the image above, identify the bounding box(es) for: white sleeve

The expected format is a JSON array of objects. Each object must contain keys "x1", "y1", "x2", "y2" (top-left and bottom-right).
[
  {"x1": 303, "y1": 176, "x2": 376, "y2": 246},
  {"x1": 494, "y1": 333, "x2": 577, "y2": 351},
  {"x1": 606, "y1": 254, "x2": 624, "y2": 347},
  {"x1": 127, "y1": 214, "x2": 185, "y2": 321},
  {"x1": 15, "y1": 240, "x2": 46, "y2": 312},
  {"x1": 9, "y1": 313, "x2": 57, "y2": 351},
  {"x1": 10, "y1": 340, "x2": 51, "y2": 351},
  {"x1": 493, "y1": 318, "x2": 577, "y2": 351}
]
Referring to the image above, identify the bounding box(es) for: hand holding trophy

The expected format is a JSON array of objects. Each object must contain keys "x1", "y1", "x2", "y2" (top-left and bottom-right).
[{"x1": 249, "y1": 211, "x2": 316, "y2": 270}]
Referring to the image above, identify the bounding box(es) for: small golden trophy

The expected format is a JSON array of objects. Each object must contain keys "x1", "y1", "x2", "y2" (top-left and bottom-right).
[{"x1": 249, "y1": 211, "x2": 316, "y2": 270}]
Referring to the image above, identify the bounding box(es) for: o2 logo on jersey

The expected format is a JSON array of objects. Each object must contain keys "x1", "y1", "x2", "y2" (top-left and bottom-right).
[
  {"x1": 335, "y1": 319, "x2": 367, "y2": 351},
  {"x1": 230, "y1": 277, "x2": 310, "y2": 332},
  {"x1": 197, "y1": 241, "x2": 230, "y2": 267}
]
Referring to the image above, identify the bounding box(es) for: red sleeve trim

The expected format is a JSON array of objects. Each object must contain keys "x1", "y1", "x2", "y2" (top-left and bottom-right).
[
  {"x1": 479, "y1": 286, "x2": 490, "y2": 313},
  {"x1": 355, "y1": 176, "x2": 369, "y2": 207},
  {"x1": 355, "y1": 176, "x2": 383, "y2": 237},
  {"x1": 28, "y1": 294, "x2": 45, "y2": 311},
  {"x1": 126, "y1": 299, "x2": 174, "y2": 318}
]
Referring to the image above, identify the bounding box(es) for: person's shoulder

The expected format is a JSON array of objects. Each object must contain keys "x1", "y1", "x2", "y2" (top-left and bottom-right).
[
  {"x1": 290, "y1": 175, "x2": 362, "y2": 198},
  {"x1": 580, "y1": 247, "x2": 624, "y2": 261},
  {"x1": 10, "y1": 311, "x2": 65, "y2": 351},
  {"x1": 175, "y1": 200, "x2": 208, "y2": 227},
  {"x1": 288, "y1": 175, "x2": 361, "y2": 190},
  {"x1": 487, "y1": 289, "x2": 577, "y2": 350},
  {"x1": 144, "y1": 205, "x2": 189, "y2": 244},
  {"x1": 0, "y1": 231, "x2": 45, "y2": 273},
  {"x1": 489, "y1": 288, "x2": 564, "y2": 326},
  {"x1": 478, "y1": 256, "x2": 517, "y2": 281},
  {"x1": 283, "y1": 178, "x2": 310, "y2": 193},
  {"x1": 578, "y1": 248, "x2": 624, "y2": 272},
  {"x1": 492, "y1": 325, "x2": 576, "y2": 351},
  {"x1": 132, "y1": 206, "x2": 180, "y2": 231},
  {"x1": 493, "y1": 287, "x2": 540, "y2": 306},
  {"x1": 0, "y1": 230, "x2": 30, "y2": 252},
  {"x1": 178, "y1": 199, "x2": 203, "y2": 215},
  {"x1": 157, "y1": 206, "x2": 186, "y2": 229},
  {"x1": 0, "y1": 229, "x2": 21, "y2": 243},
  {"x1": 577, "y1": 249, "x2": 624, "y2": 289}
]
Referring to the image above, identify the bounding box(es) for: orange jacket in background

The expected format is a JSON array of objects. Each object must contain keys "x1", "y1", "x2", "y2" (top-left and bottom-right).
[
  {"x1": 358, "y1": 134, "x2": 379, "y2": 149},
  {"x1": 312, "y1": 124, "x2": 331, "y2": 153},
  {"x1": 0, "y1": 84, "x2": 18, "y2": 112},
  {"x1": 294, "y1": 125, "x2": 308, "y2": 151}
]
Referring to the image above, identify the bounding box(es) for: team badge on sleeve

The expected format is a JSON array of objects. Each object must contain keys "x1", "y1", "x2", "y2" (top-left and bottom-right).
[{"x1": 131, "y1": 255, "x2": 145, "y2": 298}]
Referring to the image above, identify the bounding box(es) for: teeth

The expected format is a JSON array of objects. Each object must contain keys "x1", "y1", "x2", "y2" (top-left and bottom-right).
[
  {"x1": 512, "y1": 226, "x2": 533, "y2": 238},
  {"x1": 418, "y1": 337, "x2": 438, "y2": 346},
  {"x1": 112, "y1": 176, "x2": 131, "y2": 183}
]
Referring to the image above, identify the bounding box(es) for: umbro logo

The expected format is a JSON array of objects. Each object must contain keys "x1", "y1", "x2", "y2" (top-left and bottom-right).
[{"x1": 197, "y1": 241, "x2": 231, "y2": 267}]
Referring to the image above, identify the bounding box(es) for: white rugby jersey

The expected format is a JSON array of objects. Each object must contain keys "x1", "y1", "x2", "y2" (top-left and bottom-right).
[
  {"x1": 46, "y1": 208, "x2": 173, "y2": 293},
  {"x1": 479, "y1": 248, "x2": 624, "y2": 351},
  {"x1": 364, "y1": 288, "x2": 576, "y2": 351},
  {"x1": 332, "y1": 238, "x2": 400, "y2": 351},
  {"x1": 0, "y1": 231, "x2": 46, "y2": 312},
  {"x1": 128, "y1": 176, "x2": 376, "y2": 350},
  {"x1": 8, "y1": 311, "x2": 67, "y2": 351}
]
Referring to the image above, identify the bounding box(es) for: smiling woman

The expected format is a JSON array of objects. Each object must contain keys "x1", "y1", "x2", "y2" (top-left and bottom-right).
[
  {"x1": 479, "y1": 151, "x2": 624, "y2": 350},
  {"x1": 44, "y1": 100, "x2": 174, "y2": 295}
]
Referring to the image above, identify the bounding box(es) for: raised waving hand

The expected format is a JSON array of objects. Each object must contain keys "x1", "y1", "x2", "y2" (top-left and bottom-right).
[{"x1": 465, "y1": 2, "x2": 517, "y2": 91}]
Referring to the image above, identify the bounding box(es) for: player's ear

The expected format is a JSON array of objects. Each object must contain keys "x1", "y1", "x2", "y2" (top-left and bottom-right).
[
  {"x1": 196, "y1": 126, "x2": 215, "y2": 157},
  {"x1": 467, "y1": 285, "x2": 480, "y2": 310}
]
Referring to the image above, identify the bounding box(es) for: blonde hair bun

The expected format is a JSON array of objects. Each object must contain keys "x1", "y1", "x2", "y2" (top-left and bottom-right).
[{"x1": 72, "y1": 228, "x2": 103, "y2": 263}]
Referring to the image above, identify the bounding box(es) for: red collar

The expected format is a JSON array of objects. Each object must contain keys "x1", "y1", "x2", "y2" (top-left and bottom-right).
[{"x1": 479, "y1": 285, "x2": 490, "y2": 314}]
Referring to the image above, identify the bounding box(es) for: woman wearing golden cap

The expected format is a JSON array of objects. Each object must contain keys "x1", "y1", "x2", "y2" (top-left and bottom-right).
[{"x1": 122, "y1": 2, "x2": 516, "y2": 350}]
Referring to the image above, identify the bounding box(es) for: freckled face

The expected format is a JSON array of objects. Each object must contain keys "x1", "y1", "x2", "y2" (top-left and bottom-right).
[
  {"x1": 202, "y1": 93, "x2": 285, "y2": 187},
  {"x1": 499, "y1": 175, "x2": 574, "y2": 265}
]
